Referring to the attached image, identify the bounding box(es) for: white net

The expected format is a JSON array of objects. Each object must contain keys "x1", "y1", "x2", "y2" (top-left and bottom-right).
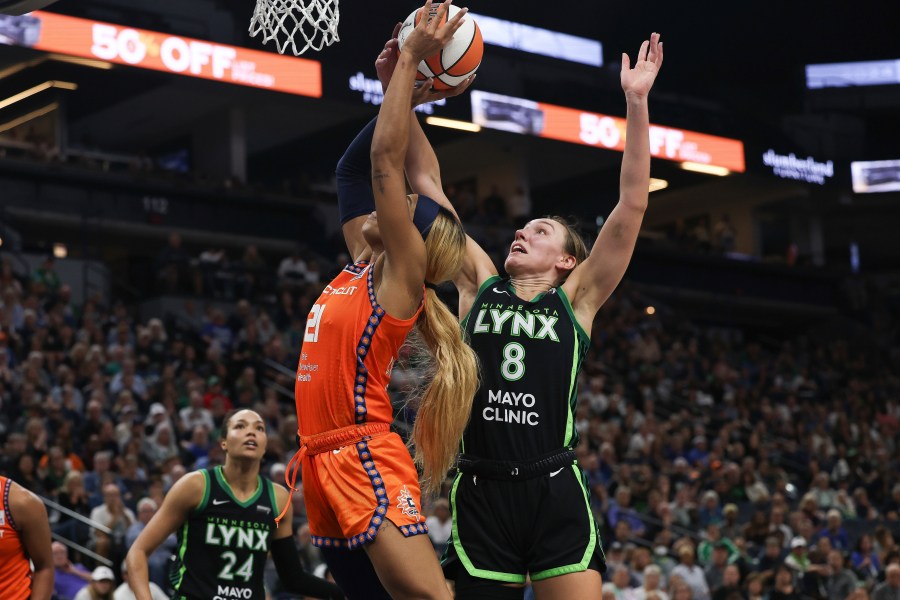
[{"x1": 249, "y1": 0, "x2": 340, "y2": 56}]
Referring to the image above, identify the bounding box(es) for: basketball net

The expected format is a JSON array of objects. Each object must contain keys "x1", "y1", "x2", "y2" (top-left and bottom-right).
[{"x1": 249, "y1": 0, "x2": 340, "y2": 56}]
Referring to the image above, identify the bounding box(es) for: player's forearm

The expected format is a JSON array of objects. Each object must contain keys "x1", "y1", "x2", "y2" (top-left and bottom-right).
[
  {"x1": 405, "y1": 112, "x2": 442, "y2": 191},
  {"x1": 618, "y1": 94, "x2": 651, "y2": 212},
  {"x1": 371, "y1": 55, "x2": 419, "y2": 169},
  {"x1": 124, "y1": 550, "x2": 154, "y2": 600},
  {"x1": 30, "y1": 566, "x2": 54, "y2": 600}
]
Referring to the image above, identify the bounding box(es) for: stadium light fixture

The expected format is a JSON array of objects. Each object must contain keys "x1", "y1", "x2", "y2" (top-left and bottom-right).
[
  {"x1": 649, "y1": 178, "x2": 668, "y2": 192},
  {"x1": 47, "y1": 53, "x2": 114, "y2": 70},
  {"x1": 679, "y1": 161, "x2": 731, "y2": 176},
  {"x1": 0, "y1": 102, "x2": 60, "y2": 134},
  {"x1": 425, "y1": 117, "x2": 482, "y2": 133},
  {"x1": 0, "y1": 81, "x2": 77, "y2": 111},
  {"x1": 0, "y1": 58, "x2": 47, "y2": 81},
  {"x1": 53, "y1": 243, "x2": 67, "y2": 259}
]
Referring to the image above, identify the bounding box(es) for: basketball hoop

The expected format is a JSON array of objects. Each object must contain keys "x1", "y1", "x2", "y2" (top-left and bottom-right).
[{"x1": 249, "y1": 0, "x2": 339, "y2": 56}]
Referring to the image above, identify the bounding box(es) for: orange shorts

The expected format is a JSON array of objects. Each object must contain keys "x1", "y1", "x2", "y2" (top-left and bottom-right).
[{"x1": 302, "y1": 428, "x2": 428, "y2": 549}]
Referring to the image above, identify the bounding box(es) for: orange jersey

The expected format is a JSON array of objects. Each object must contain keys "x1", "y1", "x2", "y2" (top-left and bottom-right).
[
  {"x1": 295, "y1": 261, "x2": 423, "y2": 434},
  {"x1": 0, "y1": 477, "x2": 32, "y2": 599}
]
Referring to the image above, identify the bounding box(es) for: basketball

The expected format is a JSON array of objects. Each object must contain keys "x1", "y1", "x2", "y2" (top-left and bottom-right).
[
  {"x1": 397, "y1": 4, "x2": 483, "y2": 91},
  {"x1": 0, "y1": 0, "x2": 59, "y2": 15}
]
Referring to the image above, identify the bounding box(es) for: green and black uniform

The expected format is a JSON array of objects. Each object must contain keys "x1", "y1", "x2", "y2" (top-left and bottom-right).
[
  {"x1": 443, "y1": 276, "x2": 605, "y2": 585},
  {"x1": 171, "y1": 466, "x2": 278, "y2": 600}
]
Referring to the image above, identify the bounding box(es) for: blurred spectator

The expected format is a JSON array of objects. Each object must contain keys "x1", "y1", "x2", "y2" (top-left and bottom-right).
[
  {"x1": 32, "y1": 255, "x2": 62, "y2": 298},
  {"x1": 854, "y1": 487, "x2": 879, "y2": 520},
  {"x1": 854, "y1": 534, "x2": 884, "y2": 584},
  {"x1": 193, "y1": 248, "x2": 229, "y2": 297},
  {"x1": 816, "y1": 509, "x2": 850, "y2": 551},
  {"x1": 125, "y1": 497, "x2": 174, "y2": 589},
  {"x1": 236, "y1": 244, "x2": 268, "y2": 298},
  {"x1": 883, "y1": 485, "x2": 900, "y2": 521},
  {"x1": 671, "y1": 544, "x2": 710, "y2": 600},
  {"x1": 710, "y1": 564, "x2": 740, "y2": 600},
  {"x1": 53, "y1": 470, "x2": 91, "y2": 546},
  {"x1": 426, "y1": 498, "x2": 452, "y2": 554},
  {"x1": 114, "y1": 559, "x2": 168, "y2": 600},
  {"x1": 52, "y1": 541, "x2": 92, "y2": 600},
  {"x1": 74, "y1": 566, "x2": 116, "y2": 600},
  {"x1": 277, "y1": 247, "x2": 309, "y2": 290},
  {"x1": 744, "y1": 572, "x2": 766, "y2": 600},
  {"x1": 713, "y1": 214, "x2": 736, "y2": 253},
  {"x1": 634, "y1": 564, "x2": 669, "y2": 600},
  {"x1": 770, "y1": 564, "x2": 801, "y2": 600},
  {"x1": 89, "y1": 483, "x2": 135, "y2": 559},
  {"x1": 200, "y1": 310, "x2": 233, "y2": 354},
  {"x1": 703, "y1": 542, "x2": 731, "y2": 590},
  {"x1": 179, "y1": 390, "x2": 214, "y2": 433},
  {"x1": 872, "y1": 564, "x2": 900, "y2": 600},
  {"x1": 823, "y1": 549, "x2": 858, "y2": 600},
  {"x1": 154, "y1": 233, "x2": 191, "y2": 294},
  {"x1": 608, "y1": 486, "x2": 647, "y2": 538}
]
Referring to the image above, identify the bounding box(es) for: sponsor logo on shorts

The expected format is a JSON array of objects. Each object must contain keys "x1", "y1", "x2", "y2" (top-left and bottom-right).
[{"x1": 396, "y1": 485, "x2": 420, "y2": 520}]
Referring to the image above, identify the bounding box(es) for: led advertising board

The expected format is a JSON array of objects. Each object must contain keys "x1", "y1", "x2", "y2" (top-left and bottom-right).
[
  {"x1": 470, "y1": 90, "x2": 745, "y2": 172},
  {"x1": 851, "y1": 159, "x2": 900, "y2": 193},
  {"x1": 0, "y1": 11, "x2": 321, "y2": 97},
  {"x1": 469, "y1": 13, "x2": 602, "y2": 67},
  {"x1": 806, "y1": 59, "x2": 900, "y2": 89}
]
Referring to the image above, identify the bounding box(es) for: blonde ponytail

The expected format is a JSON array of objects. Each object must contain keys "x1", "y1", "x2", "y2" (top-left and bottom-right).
[
  {"x1": 406, "y1": 207, "x2": 479, "y2": 495},
  {"x1": 411, "y1": 289, "x2": 479, "y2": 494}
]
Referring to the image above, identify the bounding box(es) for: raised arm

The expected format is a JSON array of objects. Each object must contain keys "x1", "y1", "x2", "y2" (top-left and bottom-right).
[
  {"x1": 374, "y1": 25, "x2": 495, "y2": 319},
  {"x1": 125, "y1": 472, "x2": 203, "y2": 600},
  {"x1": 405, "y1": 108, "x2": 497, "y2": 318},
  {"x1": 369, "y1": 0, "x2": 465, "y2": 312},
  {"x1": 563, "y1": 33, "x2": 663, "y2": 331}
]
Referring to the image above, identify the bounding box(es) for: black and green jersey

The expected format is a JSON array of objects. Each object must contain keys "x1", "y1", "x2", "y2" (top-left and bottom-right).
[
  {"x1": 171, "y1": 466, "x2": 278, "y2": 600},
  {"x1": 461, "y1": 276, "x2": 590, "y2": 460}
]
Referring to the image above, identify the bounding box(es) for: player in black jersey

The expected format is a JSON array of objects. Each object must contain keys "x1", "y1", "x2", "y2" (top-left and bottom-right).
[
  {"x1": 402, "y1": 33, "x2": 665, "y2": 599},
  {"x1": 125, "y1": 409, "x2": 343, "y2": 600}
]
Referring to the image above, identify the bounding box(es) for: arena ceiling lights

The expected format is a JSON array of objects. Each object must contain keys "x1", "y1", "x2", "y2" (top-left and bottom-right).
[
  {"x1": 470, "y1": 90, "x2": 746, "y2": 173},
  {"x1": 0, "y1": 11, "x2": 321, "y2": 97}
]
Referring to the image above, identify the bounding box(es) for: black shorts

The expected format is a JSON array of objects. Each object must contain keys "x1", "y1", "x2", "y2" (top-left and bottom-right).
[{"x1": 442, "y1": 454, "x2": 605, "y2": 583}]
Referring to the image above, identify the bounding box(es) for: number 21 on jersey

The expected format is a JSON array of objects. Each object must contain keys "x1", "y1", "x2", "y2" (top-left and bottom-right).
[{"x1": 304, "y1": 304, "x2": 325, "y2": 342}]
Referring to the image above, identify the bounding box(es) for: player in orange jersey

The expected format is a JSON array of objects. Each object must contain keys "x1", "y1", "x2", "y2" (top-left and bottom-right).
[
  {"x1": 282, "y1": 2, "x2": 478, "y2": 598},
  {"x1": 0, "y1": 475, "x2": 54, "y2": 600}
]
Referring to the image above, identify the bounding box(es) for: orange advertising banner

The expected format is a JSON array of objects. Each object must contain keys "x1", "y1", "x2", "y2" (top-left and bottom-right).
[
  {"x1": 23, "y1": 11, "x2": 321, "y2": 97},
  {"x1": 538, "y1": 102, "x2": 745, "y2": 172},
  {"x1": 470, "y1": 91, "x2": 745, "y2": 172}
]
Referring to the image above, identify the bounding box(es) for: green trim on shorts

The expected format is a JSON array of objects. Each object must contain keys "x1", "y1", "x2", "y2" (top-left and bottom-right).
[
  {"x1": 529, "y1": 464, "x2": 598, "y2": 581},
  {"x1": 449, "y1": 472, "x2": 527, "y2": 584}
]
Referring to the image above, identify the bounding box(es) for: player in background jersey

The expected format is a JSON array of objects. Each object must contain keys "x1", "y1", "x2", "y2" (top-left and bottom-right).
[
  {"x1": 284, "y1": 3, "x2": 478, "y2": 599},
  {"x1": 0, "y1": 475, "x2": 54, "y2": 600},
  {"x1": 125, "y1": 409, "x2": 342, "y2": 600},
  {"x1": 402, "y1": 32, "x2": 665, "y2": 599}
]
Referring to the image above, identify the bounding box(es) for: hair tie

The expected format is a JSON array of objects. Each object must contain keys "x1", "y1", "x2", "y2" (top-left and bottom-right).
[{"x1": 425, "y1": 282, "x2": 440, "y2": 292}]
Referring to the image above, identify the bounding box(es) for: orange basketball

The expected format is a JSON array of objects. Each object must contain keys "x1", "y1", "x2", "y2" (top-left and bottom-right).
[{"x1": 397, "y1": 4, "x2": 483, "y2": 90}]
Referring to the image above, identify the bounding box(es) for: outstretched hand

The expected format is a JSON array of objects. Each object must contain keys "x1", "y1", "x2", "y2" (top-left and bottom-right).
[
  {"x1": 621, "y1": 32, "x2": 663, "y2": 100},
  {"x1": 376, "y1": 21, "x2": 476, "y2": 107},
  {"x1": 403, "y1": 0, "x2": 467, "y2": 62}
]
